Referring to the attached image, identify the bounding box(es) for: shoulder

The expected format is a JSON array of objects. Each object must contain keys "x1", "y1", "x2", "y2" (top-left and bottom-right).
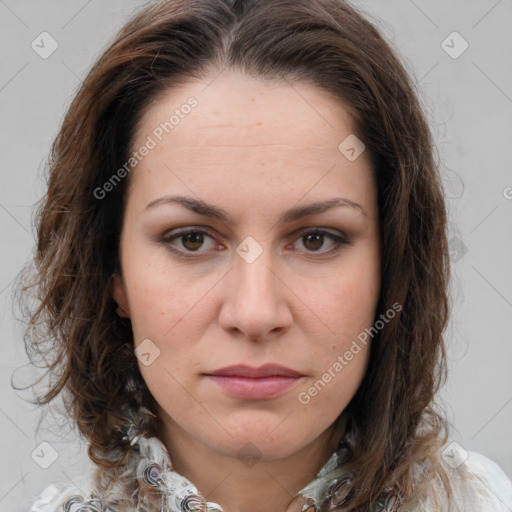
[
  {"x1": 463, "y1": 449, "x2": 512, "y2": 509},
  {"x1": 29, "y1": 472, "x2": 97, "y2": 512},
  {"x1": 443, "y1": 444, "x2": 512, "y2": 511}
]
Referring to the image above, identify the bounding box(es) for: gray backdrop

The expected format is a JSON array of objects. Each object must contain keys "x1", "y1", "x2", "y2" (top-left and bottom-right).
[{"x1": 1, "y1": 1, "x2": 511, "y2": 510}]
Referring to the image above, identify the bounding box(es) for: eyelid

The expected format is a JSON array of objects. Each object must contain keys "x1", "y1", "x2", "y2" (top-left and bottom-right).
[{"x1": 292, "y1": 226, "x2": 347, "y2": 240}]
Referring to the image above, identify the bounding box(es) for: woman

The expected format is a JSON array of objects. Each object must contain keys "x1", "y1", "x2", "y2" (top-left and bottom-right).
[{"x1": 21, "y1": 0, "x2": 511, "y2": 510}]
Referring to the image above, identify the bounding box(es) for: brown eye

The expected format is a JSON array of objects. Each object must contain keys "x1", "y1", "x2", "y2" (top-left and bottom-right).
[
  {"x1": 159, "y1": 227, "x2": 349, "y2": 259},
  {"x1": 159, "y1": 228, "x2": 218, "y2": 256},
  {"x1": 294, "y1": 230, "x2": 349, "y2": 255},
  {"x1": 181, "y1": 232, "x2": 205, "y2": 251},
  {"x1": 302, "y1": 233, "x2": 325, "y2": 251}
]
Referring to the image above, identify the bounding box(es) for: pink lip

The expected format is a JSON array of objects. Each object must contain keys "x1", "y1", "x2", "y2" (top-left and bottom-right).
[
  {"x1": 205, "y1": 375, "x2": 302, "y2": 400},
  {"x1": 203, "y1": 364, "x2": 304, "y2": 400},
  {"x1": 205, "y1": 364, "x2": 304, "y2": 378}
]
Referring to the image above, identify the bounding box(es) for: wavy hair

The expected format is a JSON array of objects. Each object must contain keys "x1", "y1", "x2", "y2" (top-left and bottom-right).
[{"x1": 15, "y1": 0, "x2": 454, "y2": 509}]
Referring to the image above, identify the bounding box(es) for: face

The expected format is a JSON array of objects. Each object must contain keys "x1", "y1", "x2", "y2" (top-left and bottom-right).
[{"x1": 112, "y1": 69, "x2": 381, "y2": 462}]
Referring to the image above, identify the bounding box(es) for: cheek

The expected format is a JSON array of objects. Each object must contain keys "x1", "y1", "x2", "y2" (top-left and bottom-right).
[
  {"x1": 308, "y1": 252, "x2": 380, "y2": 342},
  {"x1": 294, "y1": 286, "x2": 373, "y2": 422},
  {"x1": 331, "y1": 277, "x2": 378, "y2": 337},
  {"x1": 291, "y1": 340, "x2": 370, "y2": 445},
  {"x1": 121, "y1": 240, "x2": 209, "y2": 340},
  {"x1": 295, "y1": 247, "x2": 379, "y2": 404}
]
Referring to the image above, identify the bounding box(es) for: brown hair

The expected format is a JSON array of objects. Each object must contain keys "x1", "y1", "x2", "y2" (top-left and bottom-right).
[{"x1": 16, "y1": 0, "x2": 454, "y2": 509}]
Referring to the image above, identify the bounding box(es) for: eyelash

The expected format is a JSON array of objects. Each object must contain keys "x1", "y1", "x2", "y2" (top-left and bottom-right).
[{"x1": 158, "y1": 227, "x2": 350, "y2": 259}]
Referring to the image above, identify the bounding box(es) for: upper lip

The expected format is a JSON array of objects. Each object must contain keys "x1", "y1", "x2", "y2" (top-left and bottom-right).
[{"x1": 204, "y1": 364, "x2": 304, "y2": 378}]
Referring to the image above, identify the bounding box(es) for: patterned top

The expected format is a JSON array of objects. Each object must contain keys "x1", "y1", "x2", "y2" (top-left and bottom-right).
[{"x1": 29, "y1": 432, "x2": 512, "y2": 512}]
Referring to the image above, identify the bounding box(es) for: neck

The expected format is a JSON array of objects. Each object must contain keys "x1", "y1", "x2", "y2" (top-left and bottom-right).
[{"x1": 157, "y1": 412, "x2": 347, "y2": 512}]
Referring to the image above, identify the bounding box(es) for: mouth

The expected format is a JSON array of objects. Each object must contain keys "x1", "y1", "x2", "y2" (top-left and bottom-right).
[
  {"x1": 203, "y1": 364, "x2": 305, "y2": 400},
  {"x1": 204, "y1": 375, "x2": 303, "y2": 400},
  {"x1": 204, "y1": 363, "x2": 304, "y2": 378}
]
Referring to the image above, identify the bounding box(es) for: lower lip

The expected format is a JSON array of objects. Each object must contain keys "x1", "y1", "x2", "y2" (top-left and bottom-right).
[{"x1": 205, "y1": 375, "x2": 302, "y2": 400}]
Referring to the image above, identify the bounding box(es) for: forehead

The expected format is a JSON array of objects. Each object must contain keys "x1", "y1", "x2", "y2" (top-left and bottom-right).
[
  {"x1": 135, "y1": 69, "x2": 359, "y2": 148},
  {"x1": 128, "y1": 69, "x2": 376, "y2": 217}
]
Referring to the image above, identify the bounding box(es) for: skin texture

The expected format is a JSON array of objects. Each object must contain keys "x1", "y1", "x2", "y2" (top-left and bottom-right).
[{"x1": 112, "y1": 68, "x2": 381, "y2": 512}]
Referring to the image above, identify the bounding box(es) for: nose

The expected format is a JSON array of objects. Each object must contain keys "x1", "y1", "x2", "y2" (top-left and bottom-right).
[{"x1": 218, "y1": 243, "x2": 293, "y2": 342}]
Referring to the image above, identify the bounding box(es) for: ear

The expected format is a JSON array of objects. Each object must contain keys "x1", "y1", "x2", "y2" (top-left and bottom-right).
[{"x1": 111, "y1": 274, "x2": 131, "y2": 318}]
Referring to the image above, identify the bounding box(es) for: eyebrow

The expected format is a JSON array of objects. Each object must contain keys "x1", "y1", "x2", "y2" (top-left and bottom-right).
[{"x1": 144, "y1": 195, "x2": 367, "y2": 224}]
